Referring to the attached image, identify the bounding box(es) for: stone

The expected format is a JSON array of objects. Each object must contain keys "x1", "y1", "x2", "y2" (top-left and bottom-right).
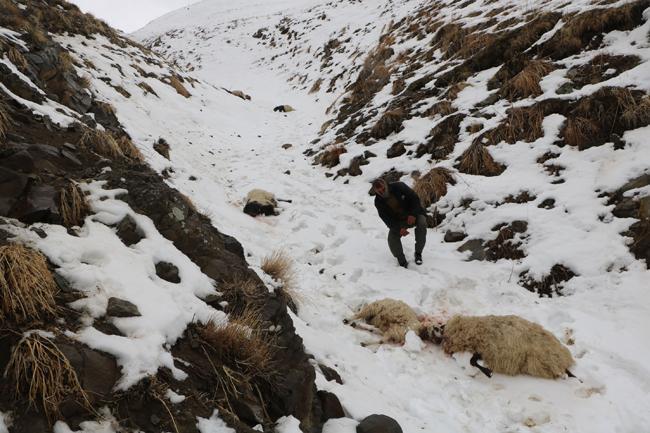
[
  {"x1": 386, "y1": 141, "x2": 406, "y2": 159},
  {"x1": 357, "y1": 414, "x2": 403, "y2": 433},
  {"x1": 106, "y1": 297, "x2": 141, "y2": 317},
  {"x1": 444, "y1": 231, "x2": 467, "y2": 242},
  {"x1": 54, "y1": 273, "x2": 74, "y2": 292},
  {"x1": 538, "y1": 198, "x2": 555, "y2": 209},
  {"x1": 318, "y1": 390, "x2": 345, "y2": 422},
  {"x1": 155, "y1": 261, "x2": 181, "y2": 283},
  {"x1": 57, "y1": 342, "x2": 119, "y2": 404},
  {"x1": 12, "y1": 184, "x2": 61, "y2": 225},
  {"x1": 556, "y1": 82, "x2": 575, "y2": 95},
  {"x1": 613, "y1": 199, "x2": 638, "y2": 218},
  {"x1": 458, "y1": 239, "x2": 487, "y2": 261},
  {"x1": 510, "y1": 220, "x2": 528, "y2": 233},
  {"x1": 319, "y1": 364, "x2": 343, "y2": 384},
  {"x1": 282, "y1": 143, "x2": 293, "y2": 149},
  {"x1": 153, "y1": 138, "x2": 171, "y2": 159},
  {"x1": 364, "y1": 150, "x2": 377, "y2": 159},
  {"x1": 116, "y1": 215, "x2": 145, "y2": 246}
]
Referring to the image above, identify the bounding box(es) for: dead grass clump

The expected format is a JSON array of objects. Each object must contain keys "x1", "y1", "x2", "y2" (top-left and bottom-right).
[
  {"x1": 445, "y1": 81, "x2": 469, "y2": 101},
  {"x1": 541, "y1": 3, "x2": 645, "y2": 59},
  {"x1": 567, "y1": 54, "x2": 641, "y2": 88},
  {"x1": 425, "y1": 100, "x2": 454, "y2": 118},
  {"x1": 416, "y1": 113, "x2": 463, "y2": 159},
  {"x1": 457, "y1": 141, "x2": 505, "y2": 177},
  {"x1": 59, "y1": 181, "x2": 90, "y2": 227},
  {"x1": 0, "y1": 99, "x2": 10, "y2": 140},
  {"x1": 500, "y1": 105, "x2": 545, "y2": 143},
  {"x1": 261, "y1": 250, "x2": 300, "y2": 310},
  {"x1": 501, "y1": 60, "x2": 555, "y2": 100},
  {"x1": 168, "y1": 75, "x2": 191, "y2": 98},
  {"x1": 562, "y1": 87, "x2": 650, "y2": 149},
  {"x1": 457, "y1": 32, "x2": 496, "y2": 59},
  {"x1": 26, "y1": 24, "x2": 48, "y2": 46},
  {"x1": 0, "y1": 244, "x2": 58, "y2": 324},
  {"x1": 219, "y1": 276, "x2": 267, "y2": 316},
  {"x1": 309, "y1": 78, "x2": 323, "y2": 94},
  {"x1": 370, "y1": 109, "x2": 404, "y2": 139},
  {"x1": 562, "y1": 116, "x2": 601, "y2": 148},
  {"x1": 7, "y1": 46, "x2": 28, "y2": 71},
  {"x1": 413, "y1": 167, "x2": 457, "y2": 208},
  {"x1": 432, "y1": 23, "x2": 466, "y2": 59},
  {"x1": 5, "y1": 333, "x2": 92, "y2": 422},
  {"x1": 114, "y1": 135, "x2": 144, "y2": 162},
  {"x1": 57, "y1": 52, "x2": 74, "y2": 74},
  {"x1": 79, "y1": 129, "x2": 123, "y2": 159},
  {"x1": 318, "y1": 145, "x2": 346, "y2": 168},
  {"x1": 198, "y1": 313, "x2": 278, "y2": 407},
  {"x1": 138, "y1": 82, "x2": 158, "y2": 98}
]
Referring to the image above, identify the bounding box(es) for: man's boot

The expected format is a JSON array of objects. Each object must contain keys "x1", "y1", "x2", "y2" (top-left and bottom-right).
[
  {"x1": 414, "y1": 252, "x2": 423, "y2": 265},
  {"x1": 398, "y1": 256, "x2": 408, "y2": 268}
]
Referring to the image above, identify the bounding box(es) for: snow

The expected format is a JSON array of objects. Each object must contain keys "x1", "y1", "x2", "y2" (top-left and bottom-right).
[
  {"x1": 196, "y1": 410, "x2": 236, "y2": 433},
  {"x1": 274, "y1": 416, "x2": 302, "y2": 433},
  {"x1": 0, "y1": 413, "x2": 9, "y2": 433},
  {"x1": 53, "y1": 409, "x2": 118, "y2": 433},
  {"x1": 0, "y1": 0, "x2": 648, "y2": 431},
  {"x1": 166, "y1": 388, "x2": 187, "y2": 403}
]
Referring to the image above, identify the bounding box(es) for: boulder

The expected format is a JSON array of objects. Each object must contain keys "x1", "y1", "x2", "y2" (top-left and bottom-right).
[
  {"x1": 155, "y1": 261, "x2": 181, "y2": 283},
  {"x1": 318, "y1": 390, "x2": 345, "y2": 422},
  {"x1": 458, "y1": 239, "x2": 487, "y2": 261},
  {"x1": 444, "y1": 231, "x2": 467, "y2": 242},
  {"x1": 357, "y1": 414, "x2": 403, "y2": 433},
  {"x1": 319, "y1": 364, "x2": 343, "y2": 384},
  {"x1": 153, "y1": 138, "x2": 170, "y2": 159},
  {"x1": 107, "y1": 297, "x2": 141, "y2": 317},
  {"x1": 116, "y1": 214, "x2": 145, "y2": 246}
]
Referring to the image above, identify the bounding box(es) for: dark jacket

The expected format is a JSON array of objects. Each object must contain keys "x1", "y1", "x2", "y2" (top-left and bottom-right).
[{"x1": 374, "y1": 182, "x2": 425, "y2": 230}]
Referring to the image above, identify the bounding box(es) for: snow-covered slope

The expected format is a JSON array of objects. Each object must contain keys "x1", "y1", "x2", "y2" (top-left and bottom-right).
[{"x1": 133, "y1": 1, "x2": 650, "y2": 432}]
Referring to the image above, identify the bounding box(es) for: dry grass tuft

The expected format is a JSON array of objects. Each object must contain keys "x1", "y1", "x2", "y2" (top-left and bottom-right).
[
  {"x1": 59, "y1": 181, "x2": 90, "y2": 228},
  {"x1": 0, "y1": 244, "x2": 58, "y2": 324},
  {"x1": 413, "y1": 167, "x2": 456, "y2": 208},
  {"x1": 425, "y1": 100, "x2": 454, "y2": 118},
  {"x1": 0, "y1": 99, "x2": 11, "y2": 140},
  {"x1": 562, "y1": 116, "x2": 600, "y2": 148},
  {"x1": 114, "y1": 135, "x2": 144, "y2": 162},
  {"x1": 620, "y1": 95, "x2": 650, "y2": 129},
  {"x1": 219, "y1": 276, "x2": 267, "y2": 316},
  {"x1": 309, "y1": 78, "x2": 323, "y2": 94},
  {"x1": 370, "y1": 109, "x2": 404, "y2": 139},
  {"x1": 7, "y1": 46, "x2": 28, "y2": 70},
  {"x1": 198, "y1": 312, "x2": 278, "y2": 409},
  {"x1": 169, "y1": 75, "x2": 191, "y2": 98},
  {"x1": 457, "y1": 141, "x2": 505, "y2": 177},
  {"x1": 501, "y1": 60, "x2": 555, "y2": 100},
  {"x1": 5, "y1": 333, "x2": 92, "y2": 423},
  {"x1": 318, "y1": 144, "x2": 346, "y2": 168},
  {"x1": 26, "y1": 24, "x2": 48, "y2": 46},
  {"x1": 78, "y1": 129, "x2": 123, "y2": 159},
  {"x1": 261, "y1": 250, "x2": 300, "y2": 310}
]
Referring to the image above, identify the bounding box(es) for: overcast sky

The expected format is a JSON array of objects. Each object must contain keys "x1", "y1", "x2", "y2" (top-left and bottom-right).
[{"x1": 68, "y1": 0, "x2": 202, "y2": 33}]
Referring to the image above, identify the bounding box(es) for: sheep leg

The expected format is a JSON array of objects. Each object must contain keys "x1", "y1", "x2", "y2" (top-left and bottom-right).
[
  {"x1": 345, "y1": 320, "x2": 383, "y2": 336},
  {"x1": 360, "y1": 339, "x2": 385, "y2": 347},
  {"x1": 566, "y1": 369, "x2": 577, "y2": 379},
  {"x1": 470, "y1": 353, "x2": 493, "y2": 378}
]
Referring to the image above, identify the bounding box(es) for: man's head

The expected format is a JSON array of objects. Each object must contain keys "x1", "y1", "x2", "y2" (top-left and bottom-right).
[{"x1": 372, "y1": 178, "x2": 389, "y2": 198}]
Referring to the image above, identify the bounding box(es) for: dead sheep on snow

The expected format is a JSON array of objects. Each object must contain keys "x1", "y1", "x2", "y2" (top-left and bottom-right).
[
  {"x1": 243, "y1": 189, "x2": 278, "y2": 217},
  {"x1": 344, "y1": 298, "x2": 429, "y2": 345},
  {"x1": 229, "y1": 89, "x2": 251, "y2": 101},
  {"x1": 273, "y1": 105, "x2": 295, "y2": 113},
  {"x1": 346, "y1": 298, "x2": 575, "y2": 379},
  {"x1": 439, "y1": 314, "x2": 575, "y2": 379}
]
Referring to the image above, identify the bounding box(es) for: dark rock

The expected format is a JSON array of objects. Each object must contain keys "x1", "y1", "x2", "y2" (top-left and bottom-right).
[
  {"x1": 57, "y1": 342, "x2": 119, "y2": 404},
  {"x1": 639, "y1": 197, "x2": 650, "y2": 220},
  {"x1": 106, "y1": 297, "x2": 141, "y2": 317},
  {"x1": 30, "y1": 226, "x2": 48, "y2": 238},
  {"x1": 538, "y1": 198, "x2": 555, "y2": 209},
  {"x1": 618, "y1": 174, "x2": 650, "y2": 193},
  {"x1": 318, "y1": 390, "x2": 345, "y2": 422},
  {"x1": 93, "y1": 320, "x2": 125, "y2": 337},
  {"x1": 556, "y1": 82, "x2": 574, "y2": 95},
  {"x1": 282, "y1": 143, "x2": 293, "y2": 149},
  {"x1": 613, "y1": 199, "x2": 638, "y2": 218},
  {"x1": 364, "y1": 150, "x2": 377, "y2": 159},
  {"x1": 12, "y1": 183, "x2": 61, "y2": 225},
  {"x1": 319, "y1": 364, "x2": 343, "y2": 384},
  {"x1": 357, "y1": 414, "x2": 403, "y2": 433},
  {"x1": 115, "y1": 215, "x2": 145, "y2": 246},
  {"x1": 386, "y1": 141, "x2": 406, "y2": 158},
  {"x1": 510, "y1": 220, "x2": 528, "y2": 233},
  {"x1": 444, "y1": 231, "x2": 467, "y2": 242},
  {"x1": 627, "y1": 220, "x2": 650, "y2": 268},
  {"x1": 54, "y1": 273, "x2": 74, "y2": 292},
  {"x1": 153, "y1": 138, "x2": 170, "y2": 159},
  {"x1": 519, "y1": 264, "x2": 576, "y2": 297},
  {"x1": 155, "y1": 261, "x2": 180, "y2": 283},
  {"x1": 458, "y1": 239, "x2": 486, "y2": 261},
  {"x1": 426, "y1": 210, "x2": 445, "y2": 228},
  {"x1": 348, "y1": 155, "x2": 367, "y2": 176}
]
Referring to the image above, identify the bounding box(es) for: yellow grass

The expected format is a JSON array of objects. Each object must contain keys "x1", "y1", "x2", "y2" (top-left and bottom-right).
[{"x1": 0, "y1": 244, "x2": 58, "y2": 324}]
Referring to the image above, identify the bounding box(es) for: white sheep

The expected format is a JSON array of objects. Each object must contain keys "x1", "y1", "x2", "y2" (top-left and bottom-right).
[
  {"x1": 344, "y1": 298, "x2": 428, "y2": 345},
  {"x1": 346, "y1": 298, "x2": 575, "y2": 379},
  {"x1": 243, "y1": 189, "x2": 277, "y2": 217}
]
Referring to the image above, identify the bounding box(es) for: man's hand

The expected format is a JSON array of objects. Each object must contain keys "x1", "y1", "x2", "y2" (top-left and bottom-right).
[
  {"x1": 400, "y1": 228, "x2": 409, "y2": 237},
  {"x1": 406, "y1": 215, "x2": 416, "y2": 225}
]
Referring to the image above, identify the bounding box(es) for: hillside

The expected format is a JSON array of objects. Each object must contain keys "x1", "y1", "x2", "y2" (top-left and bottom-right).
[{"x1": 0, "y1": 0, "x2": 648, "y2": 432}]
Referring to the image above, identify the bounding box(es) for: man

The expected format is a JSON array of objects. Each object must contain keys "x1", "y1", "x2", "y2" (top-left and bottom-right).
[{"x1": 372, "y1": 178, "x2": 427, "y2": 268}]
